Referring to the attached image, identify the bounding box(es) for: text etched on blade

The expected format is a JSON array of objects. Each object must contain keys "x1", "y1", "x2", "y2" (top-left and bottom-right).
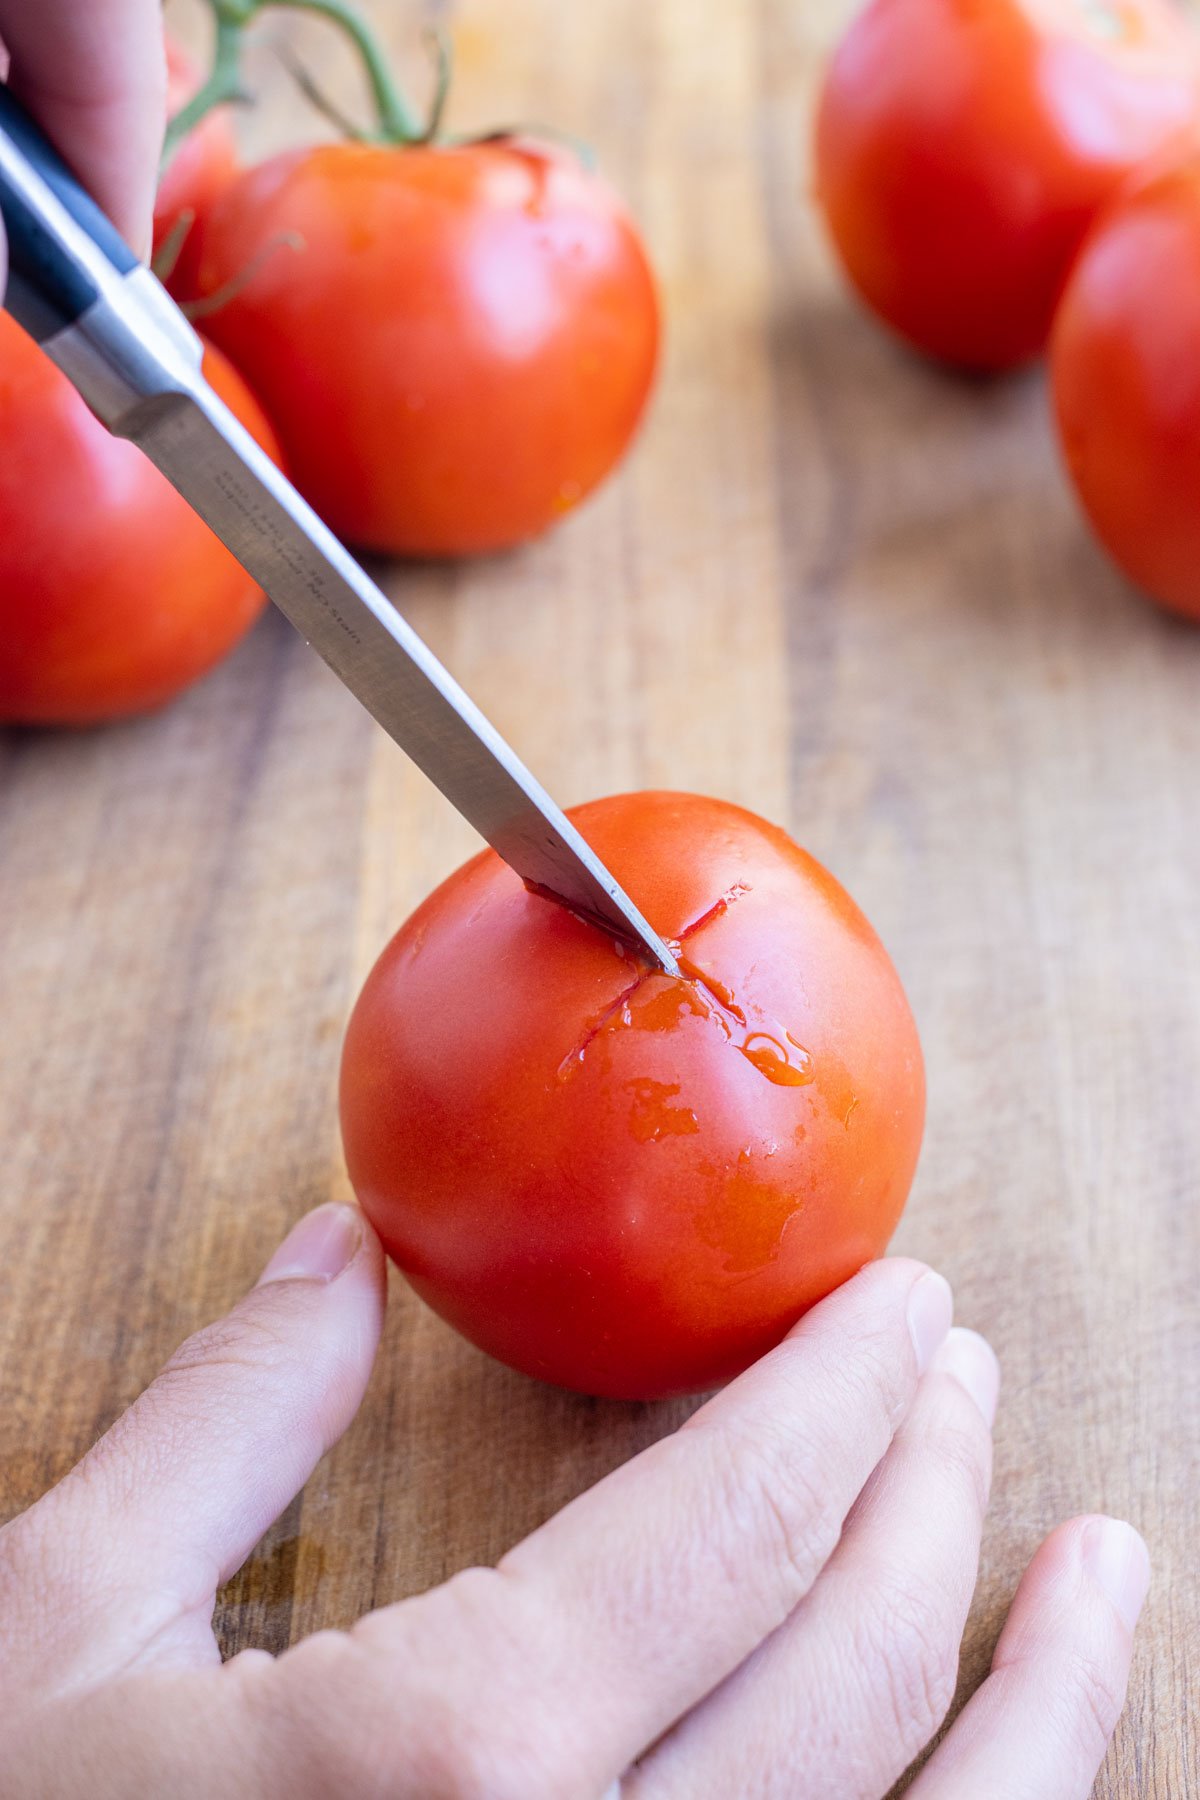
[{"x1": 207, "y1": 463, "x2": 364, "y2": 647}]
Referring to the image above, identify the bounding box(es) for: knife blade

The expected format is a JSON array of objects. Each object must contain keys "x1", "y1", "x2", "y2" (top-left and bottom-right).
[{"x1": 0, "y1": 87, "x2": 679, "y2": 977}]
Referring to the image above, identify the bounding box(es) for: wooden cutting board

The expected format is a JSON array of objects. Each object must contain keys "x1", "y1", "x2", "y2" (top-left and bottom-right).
[{"x1": 0, "y1": 2, "x2": 1195, "y2": 1792}]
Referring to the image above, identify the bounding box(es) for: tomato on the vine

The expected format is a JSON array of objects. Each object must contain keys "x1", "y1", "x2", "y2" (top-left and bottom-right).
[
  {"x1": 154, "y1": 35, "x2": 239, "y2": 259},
  {"x1": 1052, "y1": 151, "x2": 1200, "y2": 620},
  {"x1": 815, "y1": 0, "x2": 1200, "y2": 370},
  {"x1": 0, "y1": 316, "x2": 279, "y2": 724},
  {"x1": 340, "y1": 792, "x2": 925, "y2": 1400},
  {"x1": 177, "y1": 138, "x2": 660, "y2": 556}
]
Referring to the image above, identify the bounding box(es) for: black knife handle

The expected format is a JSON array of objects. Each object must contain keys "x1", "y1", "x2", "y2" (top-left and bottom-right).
[{"x1": 0, "y1": 84, "x2": 138, "y2": 343}]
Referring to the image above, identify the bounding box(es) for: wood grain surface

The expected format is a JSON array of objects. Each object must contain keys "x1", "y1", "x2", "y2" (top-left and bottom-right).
[{"x1": 1, "y1": 1, "x2": 1197, "y2": 1792}]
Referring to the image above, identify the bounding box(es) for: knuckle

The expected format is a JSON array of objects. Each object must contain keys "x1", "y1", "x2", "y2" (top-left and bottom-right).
[
  {"x1": 421, "y1": 1730, "x2": 556, "y2": 1800},
  {"x1": 703, "y1": 1418, "x2": 843, "y2": 1622},
  {"x1": 833, "y1": 1315, "x2": 914, "y2": 1432},
  {"x1": 80, "y1": 1296, "x2": 317, "y2": 1484},
  {"x1": 859, "y1": 1572, "x2": 960, "y2": 1746},
  {"x1": 164, "y1": 1297, "x2": 297, "y2": 1380},
  {"x1": 342, "y1": 1577, "x2": 571, "y2": 1800},
  {"x1": 260, "y1": 1631, "x2": 400, "y2": 1797},
  {"x1": 0, "y1": 1512, "x2": 66, "y2": 1621},
  {"x1": 926, "y1": 1388, "x2": 992, "y2": 1515},
  {"x1": 409, "y1": 1573, "x2": 570, "y2": 1800},
  {"x1": 888, "y1": 1591, "x2": 964, "y2": 1742}
]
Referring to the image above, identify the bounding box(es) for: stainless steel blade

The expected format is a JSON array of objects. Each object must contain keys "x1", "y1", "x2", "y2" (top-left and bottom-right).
[
  {"x1": 0, "y1": 104, "x2": 678, "y2": 975},
  {"x1": 125, "y1": 379, "x2": 679, "y2": 975}
]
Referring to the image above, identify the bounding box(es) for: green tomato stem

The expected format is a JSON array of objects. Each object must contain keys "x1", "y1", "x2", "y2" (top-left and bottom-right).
[
  {"x1": 271, "y1": 0, "x2": 420, "y2": 141},
  {"x1": 163, "y1": 0, "x2": 423, "y2": 166},
  {"x1": 162, "y1": 11, "x2": 251, "y2": 166},
  {"x1": 416, "y1": 27, "x2": 452, "y2": 145}
]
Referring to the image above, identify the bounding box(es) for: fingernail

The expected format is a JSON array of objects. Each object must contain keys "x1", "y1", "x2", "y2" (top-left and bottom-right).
[
  {"x1": 907, "y1": 1270, "x2": 954, "y2": 1374},
  {"x1": 933, "y1": 1327, "x2": 1000, "y2": 1427},
  {"x1": 1084, "y1": 1518, "x2": 1151, "y2": 1632},
  {"x1": 256, "y1": 1204, "x2": 363, "y2": 1286}
]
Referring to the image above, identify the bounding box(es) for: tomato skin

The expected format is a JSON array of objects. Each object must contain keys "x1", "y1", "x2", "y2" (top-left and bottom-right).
[
  {"x1": 1052, "y1": 155, "x2": 1200, "y2": 619},
  {"x1": 340, "y1": 792, "x2": 924, "y2": 1400},
  {"x1": 0, "y1": 317, "x2": 279, "y2": 724},
  {"x1": 154, "y1": 36, "x2": 239, "y2": 259},
  {"x1": 178, "y1": 140, "x2": 660, "y2": 556},
  {"x1": 815, "y1": 0, "x2": 1199, "y2": 371}
]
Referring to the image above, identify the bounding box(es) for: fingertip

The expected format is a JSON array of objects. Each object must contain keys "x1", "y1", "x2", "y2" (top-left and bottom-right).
[
  {"x1": 930, "y1": 1326, "x2": 1000, "y2": 1428},
  {"x1": 905, "y1": 1269, "x2": 955, "y2": 1374},
  {"x1": 1081, "y1": 1515, "x2": 1151, "y2": 1634},
  {"x1": 1002, "y1": 1514, "x2": 1151, "y2": 1655},
  {"x1": 786, "y1": 1259, "x2": 955, "y2": 1377},
  {"x1": 905, "y1": 1511, "x2": 1146, "y2": 1797},
  {"x1": 809, "y1": 1256, "x2": 951, "y2": 1310},
  {"x1": 257, "y1": 1203, "x2": 367, "y2": 1287}
]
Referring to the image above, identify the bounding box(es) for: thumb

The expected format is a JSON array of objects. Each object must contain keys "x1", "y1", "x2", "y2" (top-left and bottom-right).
[{"x1": 1, "y1": 1204, "x2": 386, "y2": 1692}]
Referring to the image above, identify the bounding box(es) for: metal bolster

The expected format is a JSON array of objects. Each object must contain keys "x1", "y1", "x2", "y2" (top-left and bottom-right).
[{"x1": 43, "y1": 267, "x2": 206, "y2": 434}]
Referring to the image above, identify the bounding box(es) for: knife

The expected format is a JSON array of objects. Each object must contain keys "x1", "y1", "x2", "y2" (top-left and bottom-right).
[{"x1": 0, "y1": 86, "x2": 679, "y2": 978}]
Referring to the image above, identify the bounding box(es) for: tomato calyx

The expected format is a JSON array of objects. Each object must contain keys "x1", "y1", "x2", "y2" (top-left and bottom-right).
[
  {"x1": 151, "y1": 208, "x2": 198, "y2": 286},
  {"x1": 449, "y1": 126, "x2": 599, "y2": 173},
  {"x1": 153, "y1": 200, "x2": 303, "y2": 320}
]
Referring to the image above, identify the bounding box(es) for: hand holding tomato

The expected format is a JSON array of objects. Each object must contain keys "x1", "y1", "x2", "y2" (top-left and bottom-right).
[
  {"x1": 816, "y1": 0, "x2": 1200, "y2": 370},
  {"x1": 341, "y1": 791, "x2": 925, "y2": 1399},
  {"x1": 0, "y1": 1200, "x2": 1150, "y2": 1796}
]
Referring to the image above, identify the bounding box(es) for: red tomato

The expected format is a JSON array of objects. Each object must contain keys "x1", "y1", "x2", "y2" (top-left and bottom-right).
[
  {"x1": 154, "y1": 36, "x2": 239, "y2": 259},
  {"x1": 177, "y1": 140, "x2": 660, "y2": 556},
  {"x1": 0, "y1": 316, "x2": 279, "y2": 724},
  {"x1": 815, "y1": 0, "x2": 1200, "y2": 370},
  {"x1": 1052, "y1": 151, "x2": 1200, "y2": 619},
  {"x1": 340, "y1": 792, "x2": 925, "y2": 1399}
]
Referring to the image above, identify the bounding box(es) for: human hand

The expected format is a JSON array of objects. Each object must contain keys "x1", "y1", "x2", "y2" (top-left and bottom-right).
[
  {"x1": 0, "y1": 1204, "x2": 1148, "y2": 1798},
  {"x1": 0, "y1": 0, "x2": 166, "y2": 292}
]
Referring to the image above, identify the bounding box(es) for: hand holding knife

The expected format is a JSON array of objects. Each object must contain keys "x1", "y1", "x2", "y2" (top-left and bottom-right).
[{"x1": 0, "y1": 85, "x2": 679, "y2": 978}]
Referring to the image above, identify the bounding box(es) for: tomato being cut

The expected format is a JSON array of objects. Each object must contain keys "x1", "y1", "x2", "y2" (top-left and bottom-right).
[
  {"x1": 1052, "y1": 151, "x2": 1200, "y2": 620},
  {"x1": 340, "y1": 792, "x2": 925, "y2": 1400},
  {"x1": 154, "y1": 35, "x2": 239, "y2": 260},
  {"x1": 815, "y1": 0, "x2": 1200, "y2": 370},
  {"x1": 176, "y1": 139, "x2": 660, "y2": 556},
  {"x1": 0, "y1": 316, "x2": 279, "y2": 724}
]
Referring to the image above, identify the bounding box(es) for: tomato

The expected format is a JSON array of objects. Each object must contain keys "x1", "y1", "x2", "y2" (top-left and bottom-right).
[
  {"x1": 1052, "y1": 152, "x2": 1200, "y2": 619},
  {"x1": 815, "y1": 0, "x2": 1200, "y2": 370},
  {"x1": 176, "y1": 140, "x2": 660, "y2": 556},
  {"x1": 340, "y1": 792, "x2": 925, "y2": 1400},
  {"x1": 0, "y1": 315, "x2": 279, "y2": 724},
  {"x1": 154, "y1": 36, "x2": 239, "y2": 260}
]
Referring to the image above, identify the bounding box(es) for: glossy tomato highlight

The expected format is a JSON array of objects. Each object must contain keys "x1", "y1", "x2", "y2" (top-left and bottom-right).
[
  {"x1": 177, "y1": 139, "x2": 660, "y2": 556},
  {"x1": 340, "y1": 793, "x2": 924, "y2": 1399},
  {"x1": 1052, "y1": 151, "x2": 1200, "y2": 620},
  {"x1": 815, "y1": 0, "x2": 1200, "y2": 370},
  {"x1": 0, "y1": 317, "x2": 278, "y2": 724}
]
